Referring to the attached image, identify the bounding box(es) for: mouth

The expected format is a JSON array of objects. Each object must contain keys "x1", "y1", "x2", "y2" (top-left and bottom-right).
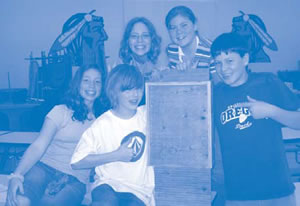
[
  {"x1": 176, "y1": 36, "x2": 186, "y2": 42},
  {"x1": 85, "y1": 90, "x2": 97, "y2": 97},
  {"x1": 221, "y1": 73, "x2": 232, "y2": 79},
  {"x1": 129, "y1": 99, "x2": 139, "y2": 105},
  {"x1": 134, "y1": 45, "x2": 146, "y2": 50}
]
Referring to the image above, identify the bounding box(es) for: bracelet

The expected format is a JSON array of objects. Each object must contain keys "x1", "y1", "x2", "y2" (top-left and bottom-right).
[{"x1": 8, "y1": 173, "x2": 24, "y2": 183}]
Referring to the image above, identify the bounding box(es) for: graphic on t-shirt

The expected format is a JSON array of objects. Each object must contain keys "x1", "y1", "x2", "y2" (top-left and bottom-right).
[
  {"x1": 121, "y1": 131, "x2": 146, "y2": 162},
  {"x1": 221, "y1": 104, "x2": 252, "y2": 130}
]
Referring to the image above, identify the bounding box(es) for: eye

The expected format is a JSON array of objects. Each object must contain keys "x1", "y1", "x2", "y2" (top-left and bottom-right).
[
  {"x1": 214, "y1": 61, "x2": 222, "y2": 67},
  {"x1": 142, "y1": 33, "x2": 150, "y2": 39},
  {"x1": 168, "y1": 25, "x2": 176, "y2": 31},
  {"x1": 181, "y1": 23, "x2": 188, "y2": 28},
  {"x1": 130, "y1": 34, "x2": 138, "y2": 40},
  {"x1": 122, "y1": 90, "x2": 131, "y2": 95}
]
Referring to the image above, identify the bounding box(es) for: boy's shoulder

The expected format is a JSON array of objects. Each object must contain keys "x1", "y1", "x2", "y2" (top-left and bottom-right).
[
  {"x1": 92, "y1": 110, "x2": 113, "y2": 126},
  {"x1": 248, "y1": 72, "x2": 281, "y2": 86},
  {"x1": 214, "y1": 72, "x2": 280, "y2": 91}
]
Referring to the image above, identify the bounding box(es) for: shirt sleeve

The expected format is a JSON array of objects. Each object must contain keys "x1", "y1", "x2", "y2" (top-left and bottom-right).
[
  {"x1": 268, "y1": 74, "x2": 300, "y2": 111},
  {"x1": 46, "y1": 105, "x2": 68, "y2": 128},
  {"x1": 70, "y1": 126, "x2": 98, "y2": 164}
]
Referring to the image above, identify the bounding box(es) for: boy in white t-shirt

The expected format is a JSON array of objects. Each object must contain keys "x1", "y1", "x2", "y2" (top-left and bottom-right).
[{"x1": 71, "y1": 64, "x2": 154, "y2": 206}]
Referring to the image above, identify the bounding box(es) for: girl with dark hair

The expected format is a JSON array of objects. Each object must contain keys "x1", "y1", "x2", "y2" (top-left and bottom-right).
[
  {"x1": 118, "y1": 17, "x2": 162, "y2": 81},
  {"x1": 71, "y1": 64, "x2": 155, "y2": 206},
  {"x1": 165, "y1": 5, "x2": 212, "y2": 71},
  {"x1": 6, "y1": 65, "x2": 107, "y2": 206}
]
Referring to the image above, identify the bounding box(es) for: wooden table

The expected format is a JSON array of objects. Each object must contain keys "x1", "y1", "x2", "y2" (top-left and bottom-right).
[
  {"x1": 0, "y1": 131, "x2": 39, "y2": 174},
  {"x1": 0, "y1": 103, "x2": 40, "y2": 131}
]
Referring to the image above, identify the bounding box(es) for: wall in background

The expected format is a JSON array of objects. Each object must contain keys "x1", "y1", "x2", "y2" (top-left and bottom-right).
[{"x1": 0, "y1": 0, "x2": 299, "y2": 89}]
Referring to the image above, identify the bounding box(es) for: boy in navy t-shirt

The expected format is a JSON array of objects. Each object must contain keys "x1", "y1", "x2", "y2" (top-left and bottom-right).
[{"x1": 211, "y1": 32, "x2": 300, "y2": 206}]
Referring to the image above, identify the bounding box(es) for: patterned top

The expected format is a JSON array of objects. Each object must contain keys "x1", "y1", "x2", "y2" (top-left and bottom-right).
[{"x1": 166, "y1": 35, "x2": 213, "y2": 71}]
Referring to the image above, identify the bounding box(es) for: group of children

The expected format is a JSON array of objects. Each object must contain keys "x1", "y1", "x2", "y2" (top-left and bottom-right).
[{"x1": 5, "y1": 5, "x2": 300, "y2": 206}]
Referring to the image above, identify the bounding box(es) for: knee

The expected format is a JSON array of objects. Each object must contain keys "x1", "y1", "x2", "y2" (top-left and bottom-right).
[
  {"x1": 16, "y1": 195, "x2": 31, "y2": 206},
  {"x1": 91, "y1": 184, "x2": 118, "y2": 206}
]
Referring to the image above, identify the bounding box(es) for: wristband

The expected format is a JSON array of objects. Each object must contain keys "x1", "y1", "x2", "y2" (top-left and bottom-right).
[{"x1": 8, "y1": 173, "x2": 24, "y2": 183}]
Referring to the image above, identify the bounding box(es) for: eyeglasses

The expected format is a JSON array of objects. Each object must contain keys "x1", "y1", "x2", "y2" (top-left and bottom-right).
[{"x1": 129, "y1": 33, "x2": 151, "y2": 41}]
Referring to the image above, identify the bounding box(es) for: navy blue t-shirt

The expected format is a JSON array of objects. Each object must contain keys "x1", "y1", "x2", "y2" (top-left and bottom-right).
[{"x1": 214, "y1": 72, "x2": 300, "y2": 200}]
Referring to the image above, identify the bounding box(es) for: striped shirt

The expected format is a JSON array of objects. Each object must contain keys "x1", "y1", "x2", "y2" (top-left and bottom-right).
[{"x1": 166, "y1": 35, "x2": 214, "y2": 72}]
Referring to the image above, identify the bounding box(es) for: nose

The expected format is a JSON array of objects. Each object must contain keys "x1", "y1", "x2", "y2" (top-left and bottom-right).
[
  {"x1": 175, "y1": 28, "x2": 183, "y2": 35},
  {"x1": 136, "y1": 35, "x2": 144, "y2": 43},
  {"x1": 218, "y1": 62, "x2": 229, "y2": 73},
  {"x1": 88, "y1": 81, "x2": 96, "y2": 89},
  {"x1": 132, "y1": 89, "x2": 138, "y2": 97}
]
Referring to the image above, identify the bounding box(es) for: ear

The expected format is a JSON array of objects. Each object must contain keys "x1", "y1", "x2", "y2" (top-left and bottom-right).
[
  {"x1": 193, "y1": 20, "x2": 198, "y2": 32},
  {"x1": 242, "y1": 53, "x2": 249, "y2": 67}
]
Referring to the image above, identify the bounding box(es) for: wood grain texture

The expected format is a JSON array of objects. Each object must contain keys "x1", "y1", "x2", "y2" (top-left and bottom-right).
[
  {"x1": 154, "y1": 167, "x2": 211, "y2": 206},
  {"x1": 146, "y1": 82, "x2": 212, "y2": 168}
]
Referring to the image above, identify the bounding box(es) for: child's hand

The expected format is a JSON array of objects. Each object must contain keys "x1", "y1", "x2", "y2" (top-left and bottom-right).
[
  {"x1": 149, "y1": 69, "x2": 161, "y2": 81},
  {"x1": 116, "y1": 139, "x2": 134, "y2": 162},
  {"x1": 238, "y1": 96, "x2": 276, "y2": 119},
  {"x1": 6, "y1": 177, "x2": 24, "y2": 206},
  {"x1": 176, "y1": 62, "x2": 189, "y2": 71}
]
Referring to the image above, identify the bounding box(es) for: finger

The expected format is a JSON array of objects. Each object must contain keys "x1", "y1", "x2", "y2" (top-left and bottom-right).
[
  {"x1": 185, "y1": 60, "x2": 190, "y2": 70},
  {"x1": 183, "y1": 62, "x2": 188, "y2": 70},
  {"x1": 179, "y1": 63, "x2": 185, "y2": 71},
  {"x1": 176, "y1": 64, "x2": 182, "y2": 71},
  {"x1": 247, "y1": 96, "x2": 257, "y2": 102},
  {"x1": 191, "y1": 59, "x2": 199, "y2": 69},
  {"x1": 19, "y1": 184, "x2": 24, "y2": 194},
  {"x1": 11, "y1": 190, "x2": 17, "y2": 206},
  {"x1": 6, "y1": 194, "x2": 12, "y2": 206},
  {"x1": 123, "y1": 137, "x2": 134, "y2": 148},
  {"x1": 12, "y1": 186, "x2": 19, "y2": 206},
  {"x1": 236, "y1": 102, "x2": 252, "y2": 108}
]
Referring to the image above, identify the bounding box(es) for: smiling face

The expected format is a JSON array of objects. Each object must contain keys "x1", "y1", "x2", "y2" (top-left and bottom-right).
[
  {"x1": 168, "y1": 15, "x2": 197, "y2": 48},
  {"x1": 129, "y1": 22, "x2": 151, "y2": 57},
  {"x1": 214, "y1": 52, "x2": 249, "y2": 87},
  {"x1": 115, "y1": 88, "x2": 144, "y2": 115},
  {"x1": 79, "y1": 68, "x2": 102, "y2": 106}
]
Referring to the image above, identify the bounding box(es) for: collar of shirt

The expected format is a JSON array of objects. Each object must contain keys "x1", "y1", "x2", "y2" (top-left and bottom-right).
[{"x1": 177, "y1": 36, "x2": 200, "y2": 63}]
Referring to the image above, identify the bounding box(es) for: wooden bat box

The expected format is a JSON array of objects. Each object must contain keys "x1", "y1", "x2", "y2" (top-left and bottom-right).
[{"x1": 146, "y1": 72, "x2": 212, "y2": 205}]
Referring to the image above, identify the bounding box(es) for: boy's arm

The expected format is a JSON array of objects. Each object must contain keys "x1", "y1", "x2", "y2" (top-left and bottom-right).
[
  {"x1": 239, "y1": 96, "x2": 300, "y2": 130},
  {"x1": 270, "y1": 106, "x2": 300, "y2": 130},
  {"x1": 71, "y1": 147, "x2": 132, "y2": 170},
  {"x1": 71, "y1": 128, "x2": 135, "y2": 170}
]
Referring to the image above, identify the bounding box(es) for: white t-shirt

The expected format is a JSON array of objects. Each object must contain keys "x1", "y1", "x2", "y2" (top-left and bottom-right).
[{"x1": 71, "y1": 106, "x2": 155, "y2": 205}]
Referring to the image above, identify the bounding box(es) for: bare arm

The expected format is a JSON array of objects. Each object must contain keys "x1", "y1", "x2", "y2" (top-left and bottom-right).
[
  {"x1": 6, "y1": 117, "x2": 58, "y2": 206},
  {"x1": 14, "y1": 117, "x2": 58, "y2": 175},
  {"x1": 239, "y1": 96, "x2": 300, "y2": 130},
  {"x1": 268, "y1": 106, "x2": 300, "y2": 130},
  {"x1": 71, "y1": 138, "x2": 134, "y2": 170}
]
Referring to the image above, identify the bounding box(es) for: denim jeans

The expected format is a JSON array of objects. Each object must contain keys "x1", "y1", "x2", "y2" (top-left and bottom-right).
[
  {"x1": 23, "y1": 161, "x2": 86, "y2": 206},
  {"x1": 91, "y1": 184, "x2": 145, "y2": 206},
  {"x1": 225, "y1": 193, "x2": 296, "y2": 206}
]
